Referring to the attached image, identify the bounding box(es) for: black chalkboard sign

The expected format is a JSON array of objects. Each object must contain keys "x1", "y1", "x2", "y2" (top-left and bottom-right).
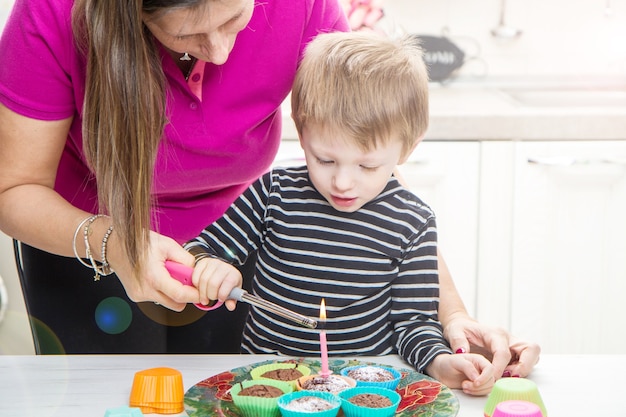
[{"x1": 411, "y1": 35, "x2": 466, "y2": 82}]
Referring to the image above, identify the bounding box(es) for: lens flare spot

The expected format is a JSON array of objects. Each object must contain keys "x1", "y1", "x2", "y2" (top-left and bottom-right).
[
  {"x1": 225, "y1": 247, "x2": 236, "y2": 261},
  {"x1": 95, "y1": 297, "x2": 132, "y2": 334}
]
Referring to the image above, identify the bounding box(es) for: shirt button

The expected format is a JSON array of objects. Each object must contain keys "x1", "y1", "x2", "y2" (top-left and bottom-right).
[
  {"x1": 191, "y1": 73, "x2": 201, "y2": 82},
  {"x1": 189, "y1": 102, "x2": 198, "y2": 110}
]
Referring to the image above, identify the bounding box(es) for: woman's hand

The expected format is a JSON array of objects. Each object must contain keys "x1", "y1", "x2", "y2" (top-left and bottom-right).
[
  {"x1": 444, "y1": 315, "x2": 541, "y2": 379},
  {"x1": 107, "y1": 230, "x2": 200, "y2": 311},
  {"x1": 502, "y1": 336, "x2": 542, "y2": 378},
  {"x1": 427, "y1": 352, "x2": 495, "y2": 396}
]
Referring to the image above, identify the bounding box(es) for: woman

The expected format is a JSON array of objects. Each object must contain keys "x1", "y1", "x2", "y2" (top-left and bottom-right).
[{"x1": 0, "y1": 0, "x2": 538, "y2": 377}]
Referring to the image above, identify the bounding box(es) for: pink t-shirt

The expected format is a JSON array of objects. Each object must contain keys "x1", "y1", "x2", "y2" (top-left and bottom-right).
[{"x1": 0, "y1": 0, "x2": 348, "y2": 243}]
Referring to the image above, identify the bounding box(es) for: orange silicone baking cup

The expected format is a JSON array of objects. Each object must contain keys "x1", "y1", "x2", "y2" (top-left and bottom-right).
[{"x1": 129, "y1": 367, "x2": 184, "y2": 414}]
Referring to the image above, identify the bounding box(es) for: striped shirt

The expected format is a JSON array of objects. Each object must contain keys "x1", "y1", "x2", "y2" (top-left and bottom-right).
[{"x1": 186, "y1": 166, "x2": 452, "y2": 372}]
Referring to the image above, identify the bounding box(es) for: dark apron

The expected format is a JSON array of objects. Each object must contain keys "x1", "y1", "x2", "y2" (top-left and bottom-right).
[{"x1": 15, "y1": 240, "x2": 253, "y2": 354}]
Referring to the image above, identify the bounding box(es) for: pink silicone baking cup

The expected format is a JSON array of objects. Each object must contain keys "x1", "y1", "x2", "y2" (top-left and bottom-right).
[{"x1": 492, "y1": 400, "x2": 544, "y2": 417}]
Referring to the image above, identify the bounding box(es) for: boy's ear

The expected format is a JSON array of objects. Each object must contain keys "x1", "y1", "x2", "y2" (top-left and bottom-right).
[
  {"x1": 294, "y1": 119, "x2": 305, "y2": 149},
  {"x1": 298, "y1": 133, "x2": 304, "y2": 149},
  {"x1": 398, "y1": 133, "x2": 425, "y2": 165}
]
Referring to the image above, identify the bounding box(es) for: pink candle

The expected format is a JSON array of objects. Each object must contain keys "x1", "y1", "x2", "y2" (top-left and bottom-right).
[
  {"x1": 320, "y1": 330, "x2": 330, "y2": 377},
  {"x1": 319, "y1": 299, "x2": 331, "y2": 377}
]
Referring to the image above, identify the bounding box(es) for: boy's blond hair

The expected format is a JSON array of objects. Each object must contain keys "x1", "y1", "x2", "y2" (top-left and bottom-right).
[{"x1": 291, "y1": 31, "x2": 429, "y2": 157}]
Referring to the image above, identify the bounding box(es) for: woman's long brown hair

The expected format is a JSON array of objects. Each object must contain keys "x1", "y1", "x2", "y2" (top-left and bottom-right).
[{"x1": 71, "y1": 0, "x2": 202, "y2": 274}]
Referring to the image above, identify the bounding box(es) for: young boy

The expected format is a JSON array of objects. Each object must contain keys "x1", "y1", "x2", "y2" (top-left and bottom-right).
[{"x1": 184, "y1": 31, "x2": 494, "y2": 395}]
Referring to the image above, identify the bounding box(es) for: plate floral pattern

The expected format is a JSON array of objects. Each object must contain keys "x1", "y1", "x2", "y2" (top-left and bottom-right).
[{"x1": 184, "y1": 358, "x2": 459, "y2": 416}]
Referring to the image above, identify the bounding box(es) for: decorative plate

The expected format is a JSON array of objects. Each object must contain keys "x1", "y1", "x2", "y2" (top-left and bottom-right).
[{"x1": 184, "y1": 358, "x2": 459, "y2": 416}]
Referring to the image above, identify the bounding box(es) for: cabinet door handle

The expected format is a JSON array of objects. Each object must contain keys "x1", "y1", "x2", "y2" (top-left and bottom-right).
[{"x1": 528, "y1": 156, "x2": 626, "y2": 166}]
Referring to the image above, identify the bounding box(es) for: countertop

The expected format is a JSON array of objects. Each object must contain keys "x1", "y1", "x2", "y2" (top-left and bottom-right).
[{"x1": 281, "y1": 77, "x2": 626, "y2": 141}]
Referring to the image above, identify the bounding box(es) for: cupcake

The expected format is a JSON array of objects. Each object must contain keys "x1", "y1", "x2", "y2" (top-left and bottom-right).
[
  {"x1": 348, "y1": 394, "x2": 392, "y2": 408},
  {"x1": 277, "y1": 390, "x2": 342, "y2": 417},
  {"x1": 338, "y1": 386, "x2": 401, "y2": 417},
  {"x1": 340, "y1": 365, "x2": 402, "y2": 390},
  {"x1": 296, "y1": 374, "x2": 357, "y2": 395},
  {"x1": 230, "y1": 379, "x2": 293, "y2": 417},
  {"x1": 250, "y1": 362, "x2": 312, "y2": 390}
]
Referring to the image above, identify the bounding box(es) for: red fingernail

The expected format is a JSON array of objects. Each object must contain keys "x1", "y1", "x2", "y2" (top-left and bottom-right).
[
  {"x1": 455, "y1": 348, "x2": 466, "y2": 354},
  {"x1": 512, "y1": 374, "x2": 521, "y2": 378},
  {"x1": 502, "y1": 370, "x2": 511, "y2": 378}
]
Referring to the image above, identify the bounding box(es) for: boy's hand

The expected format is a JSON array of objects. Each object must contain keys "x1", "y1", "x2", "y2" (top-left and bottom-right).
[
  {"x1": 426, "y1": 352, "x2": 495, "y2": 396},
  {"x1": 193, "y1": 258, "x2": 243, "y2": 311}
]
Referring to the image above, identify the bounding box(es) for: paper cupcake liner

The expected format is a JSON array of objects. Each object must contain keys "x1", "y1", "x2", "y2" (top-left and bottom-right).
[
  {"x1": 338, "y1": 386, "x2": 401, "y2": 417},
  {"x1": 339, "y1": 365, "x2": 402, "y2": 390}
]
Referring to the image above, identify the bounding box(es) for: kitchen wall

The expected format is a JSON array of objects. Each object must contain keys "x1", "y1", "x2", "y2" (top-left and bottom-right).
[
  {"x1": 2, "y1": 0, "x2": 624, "y2": 78},
  {"x1": 0, "y1": 0, "x2": 33, "y2": 354},
  {"x1": 383, "y1": 0, "x2": 626, "y2": 79},
  {"x1": 0, "y1": 0, "x2": 11, "y2": 28},
  {"x1": 0, "y1": 0, "x2": 28, "y2": 356},
  {"x1": 0, "y1": 0, "x2": 23, "y2": 340}
]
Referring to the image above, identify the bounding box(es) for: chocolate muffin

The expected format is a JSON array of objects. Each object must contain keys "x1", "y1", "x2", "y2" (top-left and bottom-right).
[
  {"x1": 261, "y1": 367, "x2": 304, "y2": 381},
  {"x1": 284, "y1": 396, "x2": 335, "y2": 412},
  {"x1": 347, "y1": 366, "x2": 394, "y2": 382},
  {"x1": 238, "y1": 384, "x2": 284, "y2": 398},
  {"x1": 348, "y1": 393, "x2": 392, "y2": 408},
  {"x1": 250, "y1": 363, "x2": 312, "y2": 390},
  {"x1": 299, "y1": 375, "x2": 355, "y2": 393},
  {"x1": 340, "y1": 365, "x2": 402, "y2": 390}
]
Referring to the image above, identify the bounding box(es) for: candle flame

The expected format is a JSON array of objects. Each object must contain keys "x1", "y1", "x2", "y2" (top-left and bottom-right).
[{"x1": 319, "y1": 299, "x2": 326, "y2": 321}]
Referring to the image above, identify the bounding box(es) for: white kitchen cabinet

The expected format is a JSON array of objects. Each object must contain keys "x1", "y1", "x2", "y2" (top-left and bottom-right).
[
  {"x1": 475, "y1": 142, "x2": 516, "y2": 330},
  {"x1": 508, "y1": 141, "x2": 626, "y2": 354},
  {"x1": 275, "y1": 139, "x2": 482, "y2": 317},
  {"x1": 397, "y1": 141, "x2": 481, "y2": 317}
]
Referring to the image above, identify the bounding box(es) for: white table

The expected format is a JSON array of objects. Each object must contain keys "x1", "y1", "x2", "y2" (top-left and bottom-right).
[{"x1": 0, "y1": 354, "x2": 622, "y2": 416}]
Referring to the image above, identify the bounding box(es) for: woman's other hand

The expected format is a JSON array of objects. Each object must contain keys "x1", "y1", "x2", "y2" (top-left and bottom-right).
[
  {"x1": 107, "y1": 230, "x2": 199, "y2": 311},
  {"x1": 444, "y1": 315, "x2": 541, "y2": 379}
]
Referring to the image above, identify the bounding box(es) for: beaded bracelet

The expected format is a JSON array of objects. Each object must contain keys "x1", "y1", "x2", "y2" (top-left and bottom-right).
[
  {"x1": 100, "y1": 225, "x2": 114, "y2": 275},
  {"x1": 73, "y1": 214, "x2": 114, "y2": 281},
  {"x1": 83, "y1": 215, "x2": 105, "y2": 281},
  {"x1": 72, "y1": 214, "x2": 103, "y2": 269}
]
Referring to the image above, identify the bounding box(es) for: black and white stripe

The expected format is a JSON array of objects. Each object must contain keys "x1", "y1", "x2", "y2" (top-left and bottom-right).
[{"x1": 186, "y1": 166, "x2": 452, "y2": 372}]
